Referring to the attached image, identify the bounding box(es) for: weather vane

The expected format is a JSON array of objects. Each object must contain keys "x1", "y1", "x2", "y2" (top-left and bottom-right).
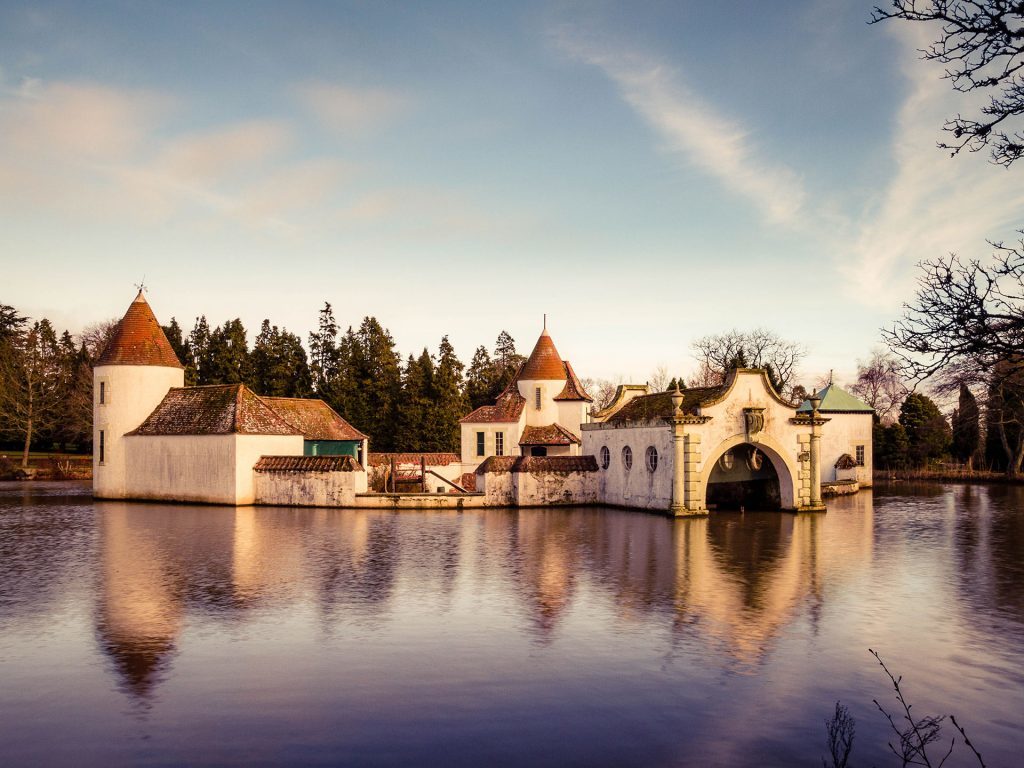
[{"x1": 134, "y1": 278, "x2": 147, "y2": 294}]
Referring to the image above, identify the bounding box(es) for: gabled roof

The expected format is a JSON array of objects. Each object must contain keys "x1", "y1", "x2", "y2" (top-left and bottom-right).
[
  {"x1": 519, "y1": 423, "x2": 581, "y2": 446},
  {"x1": 97, "y1": 290, "x2": 183, "y2": 369},
  {"x1": 797, "y1": 383, "x2": 874, "y2": 414},
  {"x1": 554, "y1": 361, "x2": 593, "y2": 402},
  {"x1": 128, "y1": 384, "x2": 302, "y2": 436},
  {"x1": 519, "y1": 328, "x2": 566, "y2": 381},
  {"x1": 460, "y1": 387, "x2": 526, "y2": 424},
  {"x1": 605, "y1": 386, "x2": 724, "y2": 423},
  {"x1": 261, "y1": 397, "x2": 367, "y2": 441}
]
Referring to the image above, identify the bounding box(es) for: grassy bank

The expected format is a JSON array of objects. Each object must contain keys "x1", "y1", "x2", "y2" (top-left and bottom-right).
[
  {"x1": 0, "y1": 453, "x2": 92, "y2": 481},
  {"x1": 874, "y1": 468, "x2": 1022, "y2": 485}
]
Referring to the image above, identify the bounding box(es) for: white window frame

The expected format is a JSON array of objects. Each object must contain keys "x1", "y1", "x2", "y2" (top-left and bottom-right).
[
  {"x1": 495, "y1": 431, "x2": 504, "y2": 456},
  {"x1": 646, "y1": 446, "x2": 658, "y2": 472},
  {"x1": 622, "y1": 445, "x2": 633, "y2": 471},
  {"x1": 600, "y1": 445, "x2": 610, "y2": 470}
]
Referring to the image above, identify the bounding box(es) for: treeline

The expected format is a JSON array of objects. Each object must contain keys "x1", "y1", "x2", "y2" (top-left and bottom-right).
[{"x1": 0, "y1": 299, "x2": 529, "y2": 461}]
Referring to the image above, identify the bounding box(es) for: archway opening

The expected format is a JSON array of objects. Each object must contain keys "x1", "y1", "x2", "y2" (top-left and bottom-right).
[{"x1": 706, "y1": 443, "x2": 781, "y2": 511}]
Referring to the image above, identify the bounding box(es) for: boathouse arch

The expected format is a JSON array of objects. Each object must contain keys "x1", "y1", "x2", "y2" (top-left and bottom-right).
[{"x1": 702, "y1": 433, "x2": 798, "y2": 511}]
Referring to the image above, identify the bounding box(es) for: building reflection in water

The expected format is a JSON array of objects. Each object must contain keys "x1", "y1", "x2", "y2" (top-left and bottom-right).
[{"x1": 95, "y1": 493, "x2": 881, "y2": 700}]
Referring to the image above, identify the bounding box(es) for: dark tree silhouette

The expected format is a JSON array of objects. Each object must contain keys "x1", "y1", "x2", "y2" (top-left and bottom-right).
[{"x1": 871, "y1": 1, "x2": 1024, "y2": 167}]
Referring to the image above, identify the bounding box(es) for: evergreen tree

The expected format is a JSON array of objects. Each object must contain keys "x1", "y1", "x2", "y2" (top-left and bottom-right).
[
  {"x1": 251, "y1": 320, "x2": 313, "y2": 398},
  {"x1": 398, "y1": 350, "x2": 434, "y2": 451},
  {"x1": 874, "y1": 421, "x2": 911, "y2": 470},
  {"x1": 491, "y1": 331, "x2": 524, "y2": 401},
  {"x1": 188, "y1": 316, "x2": 212, "y2": 384},
  {"x1": 308, "y1": 302, "x2": 338, "y2": 396},
  {"x1": 204, "y1": 319, "x2": 250, "y2": 385},
  {"x1": 465, "y1": 345, "x2": 494, "y2": 410},
  {"x1": 429, "y1": 335, "x2": 468, "y2": 452},
  {"x1": 951, "y1": 383, "x2": 981, "y2": 468},
  {"x1": 898, "y1": 393, "x2": 952, "y2": 467}
]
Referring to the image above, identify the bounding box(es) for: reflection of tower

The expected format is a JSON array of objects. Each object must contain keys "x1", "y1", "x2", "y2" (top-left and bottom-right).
[
  {"x1": 514, "y1": 511, "x2": 576, "y2": 641},
  {"x1": 93, "y1": 291, "x2": 184, "y2": 499},
  {"x1": 95, "y1": 502, "x2": 182, "y2": 702}
]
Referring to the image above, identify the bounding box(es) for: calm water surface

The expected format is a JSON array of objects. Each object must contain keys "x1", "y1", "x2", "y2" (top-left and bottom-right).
[{"x1": 1, "y1": 482, "x2": 1022, "y2": 767}]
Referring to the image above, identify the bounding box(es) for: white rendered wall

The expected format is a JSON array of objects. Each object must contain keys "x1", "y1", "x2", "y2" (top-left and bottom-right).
[
  {"x1": 234, "y1": 434, "x2": 305, "y2": 504},
  {"x1": 460, "y1": 419, "x2": 523, "y2": 472},
  {"x1": 819, "y1": 413, "x2": 873, "y2": 486},
  {"x1": 124, "y1": 434, "x2": 238, "y2": 504},
  {"x1": 582, "y1": 422, "x2": 674, "y2": 511},
  {"x1": 93, "y1": 364, "x2": 184, "y2": 499},
  {"x1": 517, "y1": 378, "x2": 561, "y2": 427},
  {"x1": 123, "y1": 433, "x2": 303, "y2": 505},
  {"x1": 556, "y1": 400, "x2": 589, "y2": 438},
  {"x1": 513, "y1": 469, "x2": 598, "y2": 506}
]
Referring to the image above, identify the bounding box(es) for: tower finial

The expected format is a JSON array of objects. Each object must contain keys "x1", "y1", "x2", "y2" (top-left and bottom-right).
[{"x1": 543, "y1": 313, "x2": 546, "y2": 331}]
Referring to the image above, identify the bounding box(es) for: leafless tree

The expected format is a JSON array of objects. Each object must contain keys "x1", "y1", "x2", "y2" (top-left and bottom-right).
[
  {"x1": 80, "y1": 318, "x2": 119, "y2": 360},
  {"x1": 580, "y1": 376, "x2": 621, "y2": 413},
  {"x1": 649, "y1": 365, "x2": 670, "y2": 392},
  {"x1": 883, "y1": 238, "x2": 1024, "y2": 388},
  {"x1": 851, "y1": 349, "x2": 910, "y2": 423},
  {"x1": 691, "y1": 328, "x2": 805, "y2": 396},
  {"x1": 823, "y1": 701, "x2": 856, "y2": 768},
  {"x1": 688, "y1": 360, "x2": 724, "y2": 388},
  {"x1": 871, "y1": 1, "x2": 1024, "y2": 167}
]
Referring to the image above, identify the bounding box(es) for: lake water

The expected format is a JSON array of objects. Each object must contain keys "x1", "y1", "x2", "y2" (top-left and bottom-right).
[{"x1": 1, "y1": 482, "x2": 1022, "y2": 767}]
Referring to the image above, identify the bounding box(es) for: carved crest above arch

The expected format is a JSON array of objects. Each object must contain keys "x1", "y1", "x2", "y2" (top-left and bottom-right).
[{"x1": 743, "y1": 407, "x2": 765, "y2": 436}]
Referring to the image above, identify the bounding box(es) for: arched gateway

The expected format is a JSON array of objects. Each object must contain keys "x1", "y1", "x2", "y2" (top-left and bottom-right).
[{"x1": 582, "y1": 369, "x2": 826, "y2": 516}]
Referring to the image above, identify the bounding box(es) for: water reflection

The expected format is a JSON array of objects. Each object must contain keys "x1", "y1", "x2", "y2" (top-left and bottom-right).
[{"x1": 5, "y1": 484, "x2": 1022, "y2": 765}]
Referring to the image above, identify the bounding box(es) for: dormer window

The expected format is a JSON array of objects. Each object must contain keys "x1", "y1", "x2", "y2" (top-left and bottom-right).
[{"x1": 535, "y1": 387, "x2": 542, "y2": 410}]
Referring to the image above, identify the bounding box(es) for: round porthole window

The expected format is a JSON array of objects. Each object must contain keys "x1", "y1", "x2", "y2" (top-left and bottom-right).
[
  {"x1": 646, "y1": 446, "x2": 658, "y2": 472},
  {"x1": 600, "y1": 445, "x2": 610, "y2": 469},
  {"x1": 622, "y1": 445, "x2": 633, "y2": 470}
]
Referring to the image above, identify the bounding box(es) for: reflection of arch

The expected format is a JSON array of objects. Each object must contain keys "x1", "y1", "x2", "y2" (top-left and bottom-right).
[{"x1": 704, "y1": 434, "x2": 798, "y2": 511}]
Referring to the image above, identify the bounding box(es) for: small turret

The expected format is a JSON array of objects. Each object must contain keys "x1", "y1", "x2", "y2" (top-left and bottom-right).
[{"x1": 93, "y1": 291, "x2": 185, "y2": 499}]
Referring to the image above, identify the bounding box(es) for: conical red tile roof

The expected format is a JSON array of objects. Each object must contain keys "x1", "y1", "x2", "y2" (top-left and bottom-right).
[
  {"x1": 97, "y1": 291, "x2": 184, "y2": 368},
  {"x1": 519, "y1": 328, "x2": 566, "y2": 381}
]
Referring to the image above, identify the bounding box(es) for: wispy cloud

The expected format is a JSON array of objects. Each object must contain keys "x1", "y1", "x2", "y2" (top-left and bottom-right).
[
  {"x1": 0, "y1": 80, "x2": 346, "y2": 230},
  {"x1": 297, "y1": 82, "x2": 408, "y2": 135},
  {"x1": 552, "y1": 26, "x2": 806, "y2": 226},
  {"x1": 838, "y1": 26, "x2": 1024, "y2": 306}
]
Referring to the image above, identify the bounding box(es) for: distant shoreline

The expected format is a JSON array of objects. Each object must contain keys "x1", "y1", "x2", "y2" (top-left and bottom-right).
[{"x1": 874, "y1": 469, "x2": 1024, "y2": 485}]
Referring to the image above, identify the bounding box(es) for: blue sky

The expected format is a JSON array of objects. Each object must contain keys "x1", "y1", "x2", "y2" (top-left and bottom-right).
[{"x1": 2, "y1": 1, "x2": 1021, "y2": 385}]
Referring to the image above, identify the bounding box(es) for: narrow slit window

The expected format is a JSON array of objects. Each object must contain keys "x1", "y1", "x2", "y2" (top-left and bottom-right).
[
  {"x1": 535, "y1": 387, "x2": 542, "y2": 410},
  {"x1": 99, "y1": 430, "x2": 105, "y2": 464},
  {"x1": 99, "y1": 381, "x2": 106, "y2": 405}
]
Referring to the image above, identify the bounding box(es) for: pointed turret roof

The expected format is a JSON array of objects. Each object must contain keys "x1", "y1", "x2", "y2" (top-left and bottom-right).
[
  {"x1": 97, "y1": 290, "x2": 183, "y2": 368},
  {"x1": 519, "y1": 327, "x2": 568, "y2": 381}
]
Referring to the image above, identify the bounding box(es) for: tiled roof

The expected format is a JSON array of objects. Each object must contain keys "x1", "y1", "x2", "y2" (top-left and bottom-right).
[
  {"x1": 553, "y1": 361, "x2": 593, "y2": 402},
  {"x1": 262, "y1": 397, "x2": 368, "y2": 441},
  {"x1": 798, "y1": 383, "x2": 874, "y2": 414},
  {"x1": 460, "y1": 388, "x2": 526, "y2": 423},
  {"x1": 519, "y1": 328, "x2": 566, "y2": 381},
  {"x1": 128, "y1": 385, "x2": 302, "y2": 436},
  {"x1": 97, "y1": 291, "x2": 183, "y2": 369},
  {"x1": 476, "y1": 455, "x2": 598, "y2": 474},
  {"x1": 368, "y1": 452, "x2": 461, "y2": 467},
  {"x1": 254, "y1": 455, "x2": 362, "y2": 472},
  {"x1": 459, "y1": 472, "x2": 477, "y2": 492},
  {"x1": 519, "y1": 423, "x2": 581, "y2": 446},
  {"x1": 605, "y1": 386, "x2": 725, "y2": 423}
]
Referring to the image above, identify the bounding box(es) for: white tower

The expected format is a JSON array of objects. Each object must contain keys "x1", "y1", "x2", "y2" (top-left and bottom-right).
[{"x1": 93, "y1": 291, "x2": 184, "y2": 499}]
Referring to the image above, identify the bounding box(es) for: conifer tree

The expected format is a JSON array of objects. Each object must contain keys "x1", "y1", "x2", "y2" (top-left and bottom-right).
[
  {"x1": 898, "y1": 393, "x2": 952, "y2": 467},
  {"x1": 205, "y1": 319, "x2": 251, "y2": 385},
  {"x1": 465, "y1": 345, "x2": 494, "y2": 410},
  {"x1": 251, "y1": 320, "x2": 313, "y2": 397},
  {"x1": 951, "y1": 383, "x2": 981, "y2": 468},
  {"x1": 188, "y1": 316, "x2": 212, "y2": 384},
  {"x1": 308, "y1": 302, "x2": 338, "y2": 396},
  {"x1": 399, "y1": 350, "x2": 434, "y2": 450},
  {"x1": 430, "y1": 336, "x2": 468, "y2": 452}
]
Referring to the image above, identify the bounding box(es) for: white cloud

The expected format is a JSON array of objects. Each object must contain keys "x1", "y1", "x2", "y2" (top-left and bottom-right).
[
  {"x1": 297, "y1": 82, "x2": 408, "y2": 135},
  {"x1": 552, "y1": 26, "x2": 806, "y2": 226},
  {"x1": 838, "y1": 26, "x2": 1024, "y2": 306}
]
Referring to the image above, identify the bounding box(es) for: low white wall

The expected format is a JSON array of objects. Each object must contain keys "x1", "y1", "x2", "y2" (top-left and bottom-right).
[
  {"x1": 479, "y1": 470, "x2": 515, "y2": 506},
  {"x1": 513, "y1": 469, "x2": 598, "y2": 506},
  {"x1": 582, "y1": 421, "x2": 674, "y2": 511},
  {"x1": 254, "y1": 469, "x2": 366, "y2": 507},
  {"x1": 235, "y1": 434, "x2": 304, "y2": 504}
]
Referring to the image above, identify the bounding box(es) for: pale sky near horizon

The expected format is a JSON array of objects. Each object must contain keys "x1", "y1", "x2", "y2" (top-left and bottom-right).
[{"x1": 2, "y1": 1, "x2": 1021, "y2": 387}]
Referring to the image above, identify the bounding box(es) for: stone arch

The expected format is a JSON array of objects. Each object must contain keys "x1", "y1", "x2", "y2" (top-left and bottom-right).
[{"x1": 702, "y1": 433, "x2": 799, "y2": 511}]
